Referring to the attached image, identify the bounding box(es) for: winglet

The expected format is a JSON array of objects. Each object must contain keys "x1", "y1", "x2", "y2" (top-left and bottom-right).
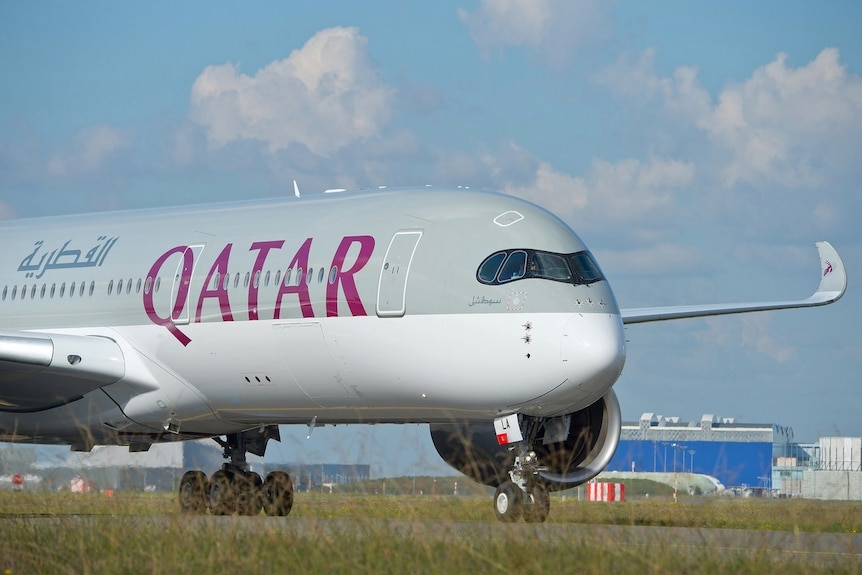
[
  {"x1": 621, "y1": 240, "x2": 848, "y2": 324},
  {"x1": 810, "y1": 241, "x2": 847, "y2": 305}
]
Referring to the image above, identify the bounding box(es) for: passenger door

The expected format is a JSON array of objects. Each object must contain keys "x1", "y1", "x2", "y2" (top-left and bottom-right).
[{"x1": 376, "y1": 230, "x2": 422, "y2": 317}]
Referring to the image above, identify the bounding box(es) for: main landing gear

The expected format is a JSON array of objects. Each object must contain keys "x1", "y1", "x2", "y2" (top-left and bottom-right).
[
  {"x1": 178, "y1": 427, "x2": 294, "y2": 516},
  {"x1": 493, "y1": 418, "x2": 551, "y2": 523}
]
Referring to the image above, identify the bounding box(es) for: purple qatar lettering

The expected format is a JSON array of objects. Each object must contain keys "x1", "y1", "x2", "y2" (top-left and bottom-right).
[
  {"x1": 143, "y1": 235, "x2": 376, "y2": 345},
  {"x1": 195, "y1": 243, "x2": 234, "y2": 323},
  {"x1": 143, "y1": 246, "x2": 194, "y2": 346}
]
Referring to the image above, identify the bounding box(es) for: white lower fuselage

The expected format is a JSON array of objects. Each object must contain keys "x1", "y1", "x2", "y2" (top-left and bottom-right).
[{"x1": 5, "y1": 310, "x2": 625, "y2": 444}]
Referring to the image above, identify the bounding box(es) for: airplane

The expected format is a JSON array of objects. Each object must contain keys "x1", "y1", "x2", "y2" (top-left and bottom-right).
[{"x1": 0, "y1": 186, "x2": 846, "y2": 522}]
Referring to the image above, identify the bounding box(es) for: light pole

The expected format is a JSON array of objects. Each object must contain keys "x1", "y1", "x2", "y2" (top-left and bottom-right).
[
  {"x1": 688, "y1": 450, "x2": 696, "y2": 474},
  {"x1": 671, "y1": 443, "x2": 686, "y2": 502}
]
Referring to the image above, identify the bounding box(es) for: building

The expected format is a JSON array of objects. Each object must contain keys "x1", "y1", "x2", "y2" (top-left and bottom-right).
[
  {"x1": 1, "y1": 441, "x2": 372, "y2": 493},
  {"x1": 606, "y1": 413, "x2": 795, "y2": 491},
  {"x1": 788, "y1": 437, "x2": 862, "y2": 500}
]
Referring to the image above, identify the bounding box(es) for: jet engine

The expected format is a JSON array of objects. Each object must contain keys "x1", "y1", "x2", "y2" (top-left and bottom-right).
[{"x1": 430, "y1": 389, "x2": 621, "y2": 491}]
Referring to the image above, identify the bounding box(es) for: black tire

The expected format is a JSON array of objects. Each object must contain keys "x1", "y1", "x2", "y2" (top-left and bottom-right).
[
  {"x1": 179, "y1": 470, "x2": 208, "y2": 514},
  {"x1": 493, "y1": 481, "x2": 522, "y2": 523},
  {"x1": 236, "y1": 471, "x2": 263, "y2": 516},
  {"x1": 262, "y1": 471, "x2": 294, "y2": 517},
  {"x1": 523, "y1": 483, "x2": 550, "y2": 523},
  {"x1": 208, "y1": 469, "x2": 236, "y2": 516}
]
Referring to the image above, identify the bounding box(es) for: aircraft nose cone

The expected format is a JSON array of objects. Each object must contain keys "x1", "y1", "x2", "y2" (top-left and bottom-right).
[{"x1": 561, "y1": 313, "x2": 626, "y2": 404}]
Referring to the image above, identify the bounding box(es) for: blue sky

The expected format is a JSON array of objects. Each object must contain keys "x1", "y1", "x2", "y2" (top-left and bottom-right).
[{"x1": 2, "y1": 2, "x2": 861, "y2": 475}]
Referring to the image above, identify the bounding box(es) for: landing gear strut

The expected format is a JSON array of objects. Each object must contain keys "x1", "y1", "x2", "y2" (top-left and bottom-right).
[
  {"x1": 492, "y1": 417, "x2": 551, "y2": 523},
  {"x1": 176, "y1": 426, "x2": 294, "y2": 517}
]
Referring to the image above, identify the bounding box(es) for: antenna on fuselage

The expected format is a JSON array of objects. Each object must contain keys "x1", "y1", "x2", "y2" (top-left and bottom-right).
[{"x1": 293, "y1": 180, "x2": 301, "y2": 198}]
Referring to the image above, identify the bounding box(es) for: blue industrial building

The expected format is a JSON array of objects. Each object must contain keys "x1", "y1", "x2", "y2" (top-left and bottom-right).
[{"x1": 606, "y1": 413, "x2": 794, "y2": 489}]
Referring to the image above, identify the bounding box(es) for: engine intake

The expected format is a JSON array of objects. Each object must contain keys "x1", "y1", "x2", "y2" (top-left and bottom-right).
[{"x1": 430, "y1": 389, "x2": 621, "y2": 490}]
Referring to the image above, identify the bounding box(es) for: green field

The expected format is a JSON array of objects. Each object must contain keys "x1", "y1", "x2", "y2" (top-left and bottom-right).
[{"x1": 0, "y1": 488, "x2": 859, "y2": 574}]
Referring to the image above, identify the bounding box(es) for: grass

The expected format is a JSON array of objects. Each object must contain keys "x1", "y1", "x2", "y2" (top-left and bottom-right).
[{"x1": 0, "y1": 489, "x2": 859, "y2": 574}]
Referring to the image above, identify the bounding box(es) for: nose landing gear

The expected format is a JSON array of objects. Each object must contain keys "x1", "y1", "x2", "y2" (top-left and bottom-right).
[
  {"x1": 493, "y1": 448, "x2": 551, "y2": 523},
  {"x1": 492, "y1": 416, "x2": 552, "y2": 523}
]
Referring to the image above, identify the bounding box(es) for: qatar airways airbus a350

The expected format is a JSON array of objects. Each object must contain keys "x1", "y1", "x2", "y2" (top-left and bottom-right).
[{"x1": 0, "y1": 186, "x2": 846, "y2": 522}]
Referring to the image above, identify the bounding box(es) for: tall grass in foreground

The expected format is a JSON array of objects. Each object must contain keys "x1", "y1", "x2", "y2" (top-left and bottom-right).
[
  {"x1": 0, "y1": 492, "x2": 859, "y2": 574},
  {"x1": 1, "y1": 491, "x2": 860, "y2": 533},
  {"x1": 1, "y1": 516, "x2": 846, "y2": 575}
]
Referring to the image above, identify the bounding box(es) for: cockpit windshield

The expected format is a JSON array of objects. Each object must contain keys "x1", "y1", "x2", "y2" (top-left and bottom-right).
[{"x1": 476, "y1": 249, "x2": 604, "y2": 286}]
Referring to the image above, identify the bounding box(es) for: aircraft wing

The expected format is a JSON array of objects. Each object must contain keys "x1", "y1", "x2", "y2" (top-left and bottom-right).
[
  {"x1": 0, "y1": 331, "x2": 125, "y2": 412},
  {"x1": 621, "y1": 241, "x2": 847, "y2": 325}
]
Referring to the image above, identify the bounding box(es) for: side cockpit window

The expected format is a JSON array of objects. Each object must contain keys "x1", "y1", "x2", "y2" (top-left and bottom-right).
[
  {"x1": 478, "y1": 252, "x2": 507, "y2": 283},
  {"x1": 477, "y1": 249, "x2": 604, "y2": 286},
  {"x1": 569, "y1": 251, "x2": 603, "y2": 284},
  {"x1": 498, "y1": 251, "x2": 527, "y2": 283}
]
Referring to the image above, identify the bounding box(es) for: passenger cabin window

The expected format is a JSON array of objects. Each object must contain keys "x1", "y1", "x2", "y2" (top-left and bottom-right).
[{"x1": 476, "y1": 249, "x2": 605, "y2": 286}]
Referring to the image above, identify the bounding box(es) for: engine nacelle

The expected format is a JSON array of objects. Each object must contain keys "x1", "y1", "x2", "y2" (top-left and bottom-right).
[{"x1": 430, "y1": 389, "x2": 621, "y2": 491}]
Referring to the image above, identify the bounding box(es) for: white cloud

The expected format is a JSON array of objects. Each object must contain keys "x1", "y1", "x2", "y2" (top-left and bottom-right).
[
  {"x1": 46, "y1": 125, "x2": 135, "y2": 178},
  {"x1": 595, "y1": 49, "x2": 713, "y2": 122},
  {"x1": 0, "y1": 199, "x2": 16, "y2": 220},
  {"x1": 459, "y1": 0, "x2": 550, "y2": 48},
  {"x1": 597, "y1": 243, "x2": 707, "y2": 278},
  {"x1": 189, "y1": 27, "x2": 394, "y2": 157},
  {"x1": 494, "y1": 141, "x2": 695, "y2": 227},
  {"x1": 458, "y1": 0, "x2": 611, "y2": 66},
  {"x1": 691, "y1": 314, "x2": 793, "y2": 364},
  {"x1": 171, "y1": 123, "x2": 200, "y2": 167},
  {"x1": 597, "y1": 48, "x2": 862, "y2": 190},
  {"x1": 709, "y1": 49, "x2": 862, "y2": 188},
  {"x1": 741, "y1": 315, "x2": 794, "y2": 363}
]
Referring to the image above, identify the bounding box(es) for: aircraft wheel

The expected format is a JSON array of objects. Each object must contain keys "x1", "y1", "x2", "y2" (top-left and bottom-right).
[
  {"x1": 522, "y1": 483, "x2": 550, "y2": 523},
  {"x1": 208, "y1": 469, "x2": 236, "y2": 516},
  {"x1": 178, "y1": 470, "x2": 208, "y2": 514},
  {"x1": 236, "y1": 471, "x2": 263, "y2": 516},
  {"x1": 262, "y1": 471, "x2": 294, "y2": 517},
  {"x1": 493, "y1": 481, "x2": 522, "y2": 523}
]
